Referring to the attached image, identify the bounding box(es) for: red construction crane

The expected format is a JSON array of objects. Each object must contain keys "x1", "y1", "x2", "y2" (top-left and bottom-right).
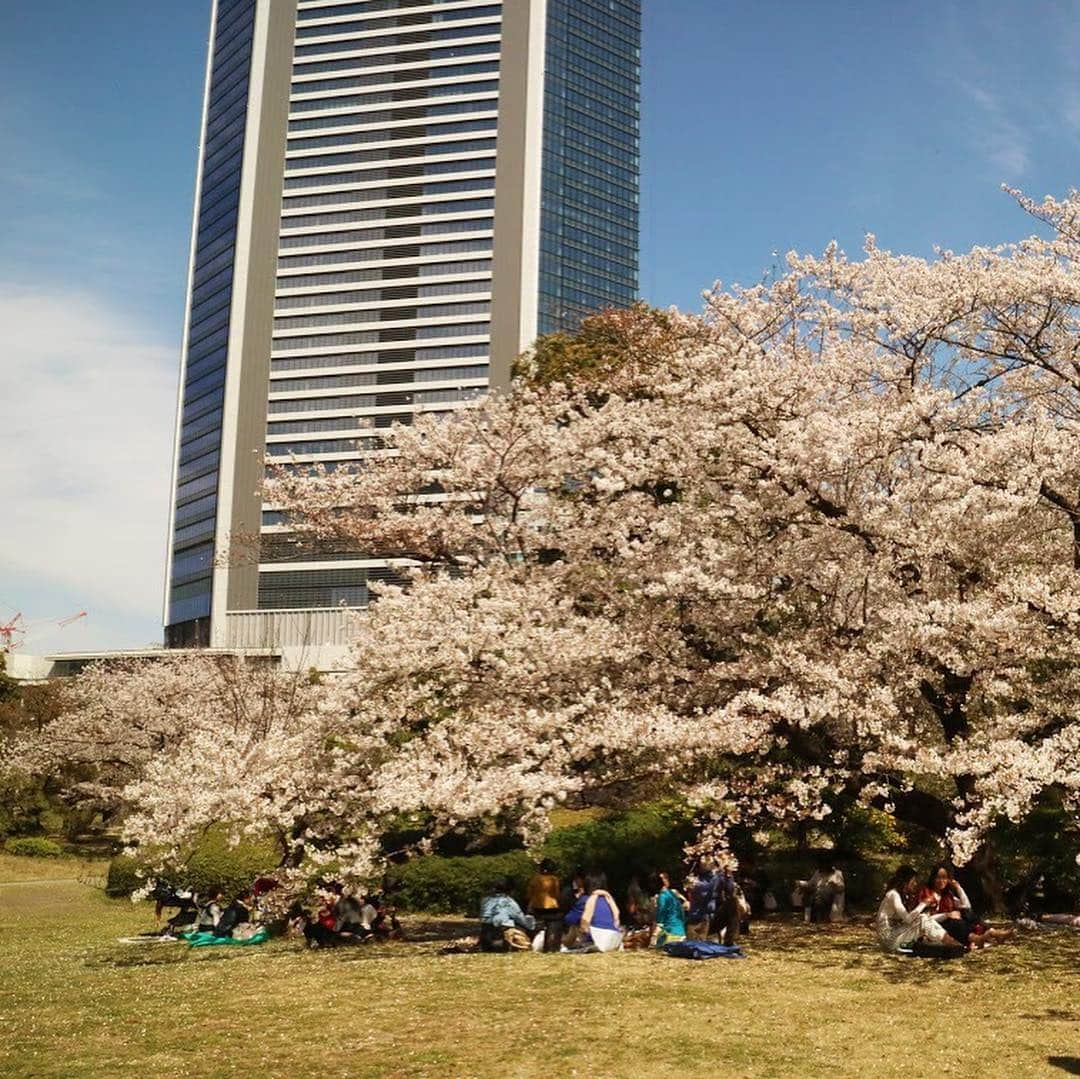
[
  {"x1": 0, "y1": 610, "x2": 87, "y2": 652},
  {"x1": 0, "y1": 613, "x2": 24, "y2": 651}
]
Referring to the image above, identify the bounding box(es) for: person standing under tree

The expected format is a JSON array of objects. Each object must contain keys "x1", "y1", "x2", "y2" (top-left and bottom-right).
[{"x1": 526, "y1": 858, "x2": 562, "y2": 952}]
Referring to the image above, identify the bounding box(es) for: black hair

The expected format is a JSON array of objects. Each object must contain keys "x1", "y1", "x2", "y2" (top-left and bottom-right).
[
  {"x1": 539, "y1": 858, "x2": 557, "y2": 874},
  {"x1": 491, "y1": 876, "x2": 514, "y2": 895},
  {"x1": 926, "y1": 863, "x2": 953, "y2": 890},
  {"x1": 885, "y1": 864, "x2": 918, "y2": 894},
  {"x1": 584, "y1": 871, "x2": 607, "y2": 894}
]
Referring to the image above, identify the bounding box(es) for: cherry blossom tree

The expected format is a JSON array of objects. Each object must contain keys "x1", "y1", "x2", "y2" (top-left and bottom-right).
[
  {"x1": 14, "y1": 189, "x2": 1080, "y2": 900},
  {"x1": 3, "y1": 655, "x2": 328, "y2": 873},
  {"x1": 266, "y1": 189, "x2": 1080, "y2": 895}
]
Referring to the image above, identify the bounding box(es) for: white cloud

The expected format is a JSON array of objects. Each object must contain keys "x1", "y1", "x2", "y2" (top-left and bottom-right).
[
  {"x1": 0, "y1": 284, "x2": 178, "y2": 648},
  {"x1": 955, "y1": 79, "x2": 1030, "y2": 179}
]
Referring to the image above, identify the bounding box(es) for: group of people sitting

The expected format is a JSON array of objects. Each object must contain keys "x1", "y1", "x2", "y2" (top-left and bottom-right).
[
  {"x1": 875, "y1": 863, "x2": 1013, "y2": 955},
  {"x1": 297, "y1": 881, "x2": 405, "y2": 948},
  {"x1": 477, "y1": 860, "x2": 750, "y2": 954},
  {"x1": 151, "y1": 877, "x2": 275, "y2": 942}
]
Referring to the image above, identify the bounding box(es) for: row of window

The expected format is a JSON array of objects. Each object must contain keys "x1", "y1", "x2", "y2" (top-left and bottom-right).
[
  {"x1": 290, "y1": 58, "x2": 499, "y2": 99},
  {"x1": 276, "y1": 257, "x2": 492, "y2": 292},
  {"x1": 285, "y1": 121, "x2": 497, "y2": 169},
  {"x1": 269, "y1": 361, "x2": 488, "y2": 395},
  {"x1": 257, "y1": 567, "x2": 376, "y2": 611},
  {"x1": 280, "y1": 195, "x2": 494, "y2": 232},
  {"x1": 290, "y1": 77, "x2": 498, "y2": 115},
  {"x1": 270, "y1": 342, "x2": 488, "y2": 373},
  {"x1": 281, "y1": 174, "x2": 492, "y2": 212},
  {"x1": 295, "y1": 4, "x2": 500, "y2": 42},
  {"x1": 273, "y1": 298, "x2": 491, "y2": 333},
  {"x1": 278, "y1": 215, "x2": 492, "y2": 251},
  {"x1": 271, "y1": 319, "x2": 488, "y2": 353},
  {"x1": 277, "y1": 235, "x2": 491, "y2": 271},
  {"x1": 282, "y1": 153, "x2": 495, "y2": 191},
  {"x1": 291, "y1": 39, "x2": 499, "y2": 80},
  {"x1": 275, "y1": 275, "x2": 490, "y2": 311},
  {"x1": 293, "y1": 21, "x2": 500, "y2": 62},
  {"x1": 287, "y1": 93, "x2": 496, "y2": 135},
  {"x1": 265, "y1": 393, "x2": 480, "y2": 458},
  {"x1": 297, "y1": 0, "x2": 471, "y2": 20}
]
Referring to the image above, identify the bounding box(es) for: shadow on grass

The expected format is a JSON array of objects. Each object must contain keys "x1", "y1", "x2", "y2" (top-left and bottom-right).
[
  {"x1": 1048, "y1": 1058, "x2": 1080, "y2": 1075},
  {"x1": 88, "y1": 913, "x2": 1080, "y2": 981},
  {"x1": 737, "y1": 917, "x2": 1080, "y2": 986},
  {"x1": 90, "y1": 915, "x2": 474, "y2": 970}
]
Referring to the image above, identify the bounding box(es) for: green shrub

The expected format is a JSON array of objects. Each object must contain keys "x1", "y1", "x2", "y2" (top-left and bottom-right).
[
  {"x1": 0, "y1": 771, "x2": 57, "y2": 838},
  {"x1": 4, "y1": 836, "x2": 63, "y2": 858},
  {"x1": 387, "y1": 803, "x2": 696, "y2": 914},
  {"x1": 105, "y1": 854, "x2": 144, "y2": 897},
  {"x1": 990, "y1": 794, "x2": 1080, "y2": 909},
  {"x1": 541, "y1": 801, "x2": 696, "y2": 896},
  {"x1": 105, "y1": 826, "x2": 281, "y2": 898},
  {"x1": 388, "y1": 851, "x2": 535, "y2": 914}
]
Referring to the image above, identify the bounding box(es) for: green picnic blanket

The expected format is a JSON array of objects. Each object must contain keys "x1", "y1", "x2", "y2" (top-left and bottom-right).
[{"x1": 181, "y1": 928, "x2": 269, "y2": 948}]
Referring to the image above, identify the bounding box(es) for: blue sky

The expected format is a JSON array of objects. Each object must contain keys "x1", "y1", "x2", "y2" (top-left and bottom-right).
[{"x1": 1, "y1": 0, "x2": 1078, "y2": 652}]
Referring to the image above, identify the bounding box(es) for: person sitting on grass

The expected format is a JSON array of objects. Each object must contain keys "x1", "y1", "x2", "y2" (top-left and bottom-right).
[
  {"x1": 526, "y1": 858, "x2": 563, "y2": 953},
  {"x1": 559, "y1": 870, "x2": 586, "y2": 947},
  {"x1": 919, "y1": 864, "x2": 1013, "y2": 949},
  {"x1": 213, "y1": 890, "x2": 252, "y2": 939},
  {"x1": 479, "y1": 877, "x2": 535, "y2": 952},
  {"x1": 625, "y1": 871, "x2": 655, "y2": 930},
  {"x1": 919, "y1": 864, "x2": 979, "y2": 945},
  {"x1": 710, "y1": 861, "x2": 745, "y2": 947},
  {"x1": 566, "y1": 872, "x2": 623, "y2": 953},
  {"x1": 876, "y1": 865, "x2": 965, "y2": 954},
  {"x1": 151, "y1": 882, "x2": 199, "y2": 937},
  {"x1": 793, "y1": 854, "x2": 847, "y2": 923},
  {"x1": 366, "y1": 894, "x2": 405, "y2": 940},
  {"x1": 302, "y1": 883, "x2": 347, "y2": 948},
  {"x1": 332, "y1": 887, "x2": 374, "y2": 941},
  {"x1": 653, "y1": 870, "x2": 690, "y2": 948},
  {"x1": 195, "y1": 892, "x2": 224, "y2": 935},
  {"x1": 1040, "y1": 912, "x2": 1080, "y2": 927}
]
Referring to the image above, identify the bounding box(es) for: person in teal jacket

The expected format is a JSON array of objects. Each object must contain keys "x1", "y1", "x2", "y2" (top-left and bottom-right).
[{"x1": 654, "y1": 871, "x2": 690, "y2": 947}]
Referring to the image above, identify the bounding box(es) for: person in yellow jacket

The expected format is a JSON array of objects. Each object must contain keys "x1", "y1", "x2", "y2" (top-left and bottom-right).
[{"x1": 526, "y1": 858, "x2": 562, "y2": 952}]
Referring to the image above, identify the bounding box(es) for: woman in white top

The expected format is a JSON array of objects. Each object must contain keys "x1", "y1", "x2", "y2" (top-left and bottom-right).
[{"x1": 875, "y1": 865, "x2": 964, "y2": 953}]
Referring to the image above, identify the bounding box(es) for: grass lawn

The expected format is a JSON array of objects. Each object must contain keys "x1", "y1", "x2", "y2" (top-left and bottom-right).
[{"x1": 1, "y1": 858, "x2": 1078, "y2": 1077}]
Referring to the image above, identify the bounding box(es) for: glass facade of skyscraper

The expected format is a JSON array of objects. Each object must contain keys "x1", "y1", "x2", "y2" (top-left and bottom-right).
[
  {"x1": 538, "y1": 0, "x2": 640, "y2": 334},
  {"x1": 167, "y1": 0, "x2": 256, "y2": 638}
]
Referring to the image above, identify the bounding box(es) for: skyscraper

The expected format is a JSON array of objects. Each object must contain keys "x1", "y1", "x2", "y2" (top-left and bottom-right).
[{"x1": 165, "y1": 0, "x2": 641, "y2": 656}]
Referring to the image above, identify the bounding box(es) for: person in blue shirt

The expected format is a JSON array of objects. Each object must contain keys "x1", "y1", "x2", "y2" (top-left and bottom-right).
[
  {"x1": 564, "y1": 872, "x2": 623, "y2": 952},
  {"x1": 653, "y1": 871, "x2": 690, "y2": 947},
  {"x1": 478, "y1": 877, "x2": 535, "y2": 952},
  {"x1": 687, "y1": 864, "x2": 718, "y2": 938}
]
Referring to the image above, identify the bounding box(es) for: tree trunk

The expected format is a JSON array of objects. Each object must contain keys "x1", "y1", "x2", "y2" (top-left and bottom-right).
[{"x1": 967, "y1": 841, "x2": 1007, "y2": 915}]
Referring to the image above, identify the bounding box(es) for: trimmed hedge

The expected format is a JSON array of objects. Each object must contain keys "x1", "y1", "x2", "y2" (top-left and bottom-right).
[
  {"x1": 106, "y1": 827, "x2": 281, "y2": 899},
  {"x1": 541, "y1": 802, "x2": 695, "y2": 897},
  {"x1": 388, "y1": 851, "x2": 536, "y2": 914},
  {"x1": 3, "y1": 836, "x2": 63, "y2": 858},
  {"x1": 388, "y1": 804, "x2": 696, "y2": 914}
]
